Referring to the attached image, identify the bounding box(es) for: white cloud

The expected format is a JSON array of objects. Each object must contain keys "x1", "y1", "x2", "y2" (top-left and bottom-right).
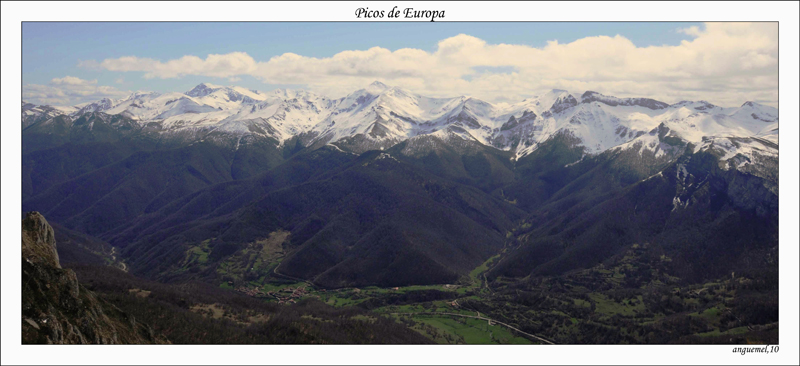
[
  {"x1": 23, "y1": 76, "x2": 130, "y2": 106},
  {"x1": 78, "y1": 22, "x2": 777, "y2": 107},
  {"x1": 677, "y1": 25, "x2": 703, "y2": 37},
  {"x1": 89, "y1": 52, "x2": 259, "y2": 79},
  {"x1": 50, "y1": 76, "x2": 93, "y2": 86}
]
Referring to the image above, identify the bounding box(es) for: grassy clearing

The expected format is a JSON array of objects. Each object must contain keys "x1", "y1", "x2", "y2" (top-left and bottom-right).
[
  {"x1": 127, "y1": 288, "x2": 152, "y2": 298},
  {"x1": 573, "y1": 298, "x2": 591, "y2": 308},
  {"x1": 410, "y1": 315, "x2": 532, "y2": 344},
  {"x1": 374, "y1": 303, "x2": 427, "y2": 314},
  {"x1": 183, "y1": 239, "x2": 212, "y2": 267},
  {"x1": 214, "y1": 230, "x2": 290, "y2": 285},
  {"x1": 588, "y1": 293, "x2": 646, "y2": 317},
  {"x1": 300, "y1": 314, "x2": 333, "y2": 323},
  {"x1": 689, "y1": 304, "x2": 724, "y2": 325},
  {"x1": 695, "y1": 326, "x2": 749, "y2": 338},
  {"x1": 469, "y1": 254, "x2": 500, "y2": 284},
  {"x1": 260, "y1": 281, "x2": 306, "y2": 293},
  {"x1": 190, "y1": 303, "x2": 226, "y2": 319},
  {"x1": 324, "y1": 295, "x2": 369, "y2": 307},
  {"x1": 349, "y1": 315, "x2": 377, "y2": 323}
]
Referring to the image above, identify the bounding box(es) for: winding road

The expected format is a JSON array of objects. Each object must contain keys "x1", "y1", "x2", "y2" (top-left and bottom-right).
[
  {"x1": 109, "y1": 247, "x2": 128, "y2": 272},
  {"x1": 272, "y1": 263, "x2": 315, "y2": 287}
]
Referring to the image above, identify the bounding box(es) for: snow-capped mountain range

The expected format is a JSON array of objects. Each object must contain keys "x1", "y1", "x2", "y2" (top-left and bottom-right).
[{"x1": 23, "y1": 81, "x2": 778, "y2": 169}]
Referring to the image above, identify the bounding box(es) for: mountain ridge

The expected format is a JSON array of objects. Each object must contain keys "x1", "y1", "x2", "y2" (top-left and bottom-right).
[{"x1": 24, "y1": 82, "x2": 778, "y2": 161}]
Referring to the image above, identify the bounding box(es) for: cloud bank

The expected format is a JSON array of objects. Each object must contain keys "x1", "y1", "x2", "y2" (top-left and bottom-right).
[
  {"x1": 24, "y1": 76, "x2": 130, "y2": 106},
  {"x1": 36, "y1": 23, "x2": 779, "y2": 107}
]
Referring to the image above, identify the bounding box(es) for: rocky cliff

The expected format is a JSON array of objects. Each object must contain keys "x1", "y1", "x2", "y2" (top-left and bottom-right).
[{"x1": 21, "y1": 211, "x2": 167, "y2": 344}]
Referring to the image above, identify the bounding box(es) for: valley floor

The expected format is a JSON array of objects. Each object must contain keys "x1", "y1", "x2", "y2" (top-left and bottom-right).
[{"x1": 206, "y1": 241, "x2": 777, "y2": 345}]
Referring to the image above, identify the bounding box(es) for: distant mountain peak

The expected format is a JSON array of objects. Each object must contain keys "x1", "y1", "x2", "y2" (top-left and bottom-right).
[
  {"x1": 549, "y1": 93, "x2": 579, "y2": 114},
  {"x1": 365, "y1": 81, "x2": 391, "y2": 94},
  {"x1": 186, "y1": 82, "x2": 224, "y2": 97},
  {"x1": 734, "y1": 101, "x2": 778, "y2": 122},
  {"x1": 369, "y1": 80, "x2": 389, "y2": 88}
]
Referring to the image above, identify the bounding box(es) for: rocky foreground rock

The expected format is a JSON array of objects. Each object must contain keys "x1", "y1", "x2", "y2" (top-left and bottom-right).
[{"x1": 21, "y1": 211, "x2": 167, "y2": 344}]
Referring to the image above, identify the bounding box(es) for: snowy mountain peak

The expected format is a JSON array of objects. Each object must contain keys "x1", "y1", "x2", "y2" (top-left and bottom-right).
[
  {"x1": 186, "y1": 83, "x2": 224, "y2": 97},
  {"x1": 124, "y1": 91, "x2": 160, "y2": 100},
  {"x1": 538, "y1": 89, "x2": 571, "y2": 101},
  {"x1": 75, "y1": 97, "x2": 117, "y2": 115},
  {"x1": 737, "y1": 101, "x2": 776, "y2": 113},
  {"x1": 511, "y1": 89, "x2": 576, "y2": 117},
  {"x1": 369, "y1": 80, "x2": 389, "y2": 89},
  {"x1": 548, "y1": 93, "x2": 579, "y2": 114},
  {"x1": 733, "y1": 101, "x2": 778, "y2": 123},
  {"x1": 365, "y1": 81, "x2": 391, "y2": 94}
]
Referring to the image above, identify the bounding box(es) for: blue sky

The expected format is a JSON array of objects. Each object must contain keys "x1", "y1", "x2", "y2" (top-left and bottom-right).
[
  {"x1": 23, "y1": 22, "x2": 702, "y2": 94},
  {"x1": 21, "y1": 22, "x2": 779, "y2": 107}
]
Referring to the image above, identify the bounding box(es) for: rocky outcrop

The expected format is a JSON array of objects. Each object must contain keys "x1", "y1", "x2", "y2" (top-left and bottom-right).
[
  {"x1": 501, "y1": 110, "x2": 537, "y2": 131},
  {"x1": 21, "y1": 212, "x2": 167, "y2": 344},
  {"x1": 549, "y1": 94, "x2": 579, "y2": 114},
  {"x1": 22, "y1": 212, "x2": 60, "y2": 268},
  {"x1": 581, "y1": 91, "x2": 669, "y2": 110}
]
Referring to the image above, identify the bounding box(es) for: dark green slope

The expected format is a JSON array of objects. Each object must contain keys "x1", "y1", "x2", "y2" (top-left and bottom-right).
[
  {"x1": 22, "y1": 112, "x2": 143, "y2": 154},
  {"x1": 23, "y1": 142, "x2": 240, "y2": 236},
  {"x1": 22, "y1": 110, "x2": 290, "y2": 207},
  {"x1": 502, "y1": 131, "x2": 589, "y2": 211},
  {"x1": 386, "y1": 131, "x2": 516, "y2": 193},
  {"x1": 490, "y1": 148, "x2": 778, "y2": 284},
  {"x1": 234, "y1": 151, "x2": 523, "y2": 287},
  {"x1": 22, "y1": 125, "x2": 295, "y2": 236},
  {"x1": 22, "y1": 114, "x2": 77, "y2": 154},
  {"x1": 22, "y1": 140, "x2": 153, "y2": 199},
  {"x1": 50, "y1": 222, "x2": 116, "y2": 267},
  {"x1": 105, "y1": 145, "x2": 357, "y2": 250},
  {"x1": 115, "y1": 149, "x2": 524, "y2": 288}
]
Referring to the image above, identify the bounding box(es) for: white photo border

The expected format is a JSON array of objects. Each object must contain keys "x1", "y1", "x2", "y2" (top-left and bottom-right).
[{"x1": 2, "y1": 1, "x2": 798, "y2": 365}]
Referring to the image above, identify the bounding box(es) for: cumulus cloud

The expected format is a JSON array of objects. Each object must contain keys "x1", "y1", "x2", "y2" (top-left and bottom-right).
[
  {"x1": 78, "y1": 22, "x2": 777, "y2": 107},
  {"x1": 23, "y1": 76, "x2": 130, "y2": 106},
  {"x1": 85, "y1": 52, "x2": 259, "y2": 79}
]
